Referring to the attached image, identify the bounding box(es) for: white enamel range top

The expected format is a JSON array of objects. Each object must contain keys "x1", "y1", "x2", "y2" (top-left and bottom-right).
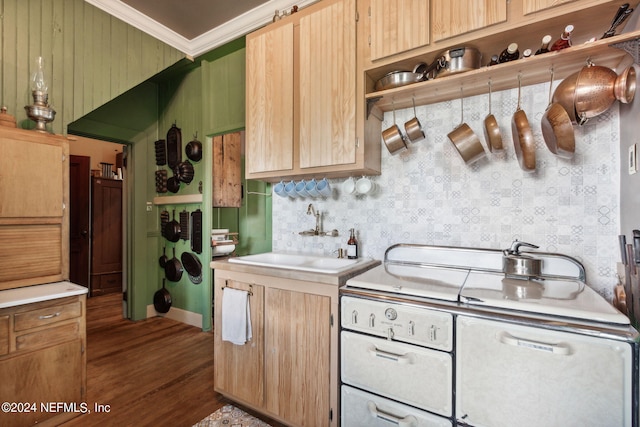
[{"x1": 345, "y1": 244, "x2": 630, "y2": 326}]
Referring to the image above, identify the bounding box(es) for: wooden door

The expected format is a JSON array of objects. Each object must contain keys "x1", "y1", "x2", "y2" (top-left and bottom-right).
[
  {"x1": 245, "y1": 23, "x2": 295, "y2": 175},
  {"x1": 299, "y1": 0, "x2": 357, "y2": 169},
  {"x1": 265, "y1": 288, "x2": 331, "y2": 426},
  {"x1": 69, "y1": 155, "x2": 90, "y2": 288},
  {"x1": 523, "y1": 0, "x2": 577, "y2": 15},
  {"x1": 369, "y1": 0, "x2": 430, "y2": 61},
  {"x1": 431, "y1": 0, "x2": 507, "y2": 41},
  {"x1": 213, "y1": 278, "x2": 265, "y2": 407},
  {"x1": 90, "y1": 177, "x2": 122, "y2": 296}
]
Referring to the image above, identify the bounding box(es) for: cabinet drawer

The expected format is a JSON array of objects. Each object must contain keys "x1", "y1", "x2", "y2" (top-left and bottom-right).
[
  {"x1": 16, "y1": 322, "x2": 80, "y2": 352},
  {"x1": 0, "y1": 315, "x2": 8, "y2": 356},
  {"x1": 14, "y1": 301, "x2": 81, "y2": 332}
]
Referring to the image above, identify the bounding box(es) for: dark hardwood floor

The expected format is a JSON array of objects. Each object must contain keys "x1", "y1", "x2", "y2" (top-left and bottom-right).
[{"x1": 61, "y1": 293, "x2": 282, "y2": 427}]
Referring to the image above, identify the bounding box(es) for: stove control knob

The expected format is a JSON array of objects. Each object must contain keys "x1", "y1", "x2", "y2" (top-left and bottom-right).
[
  {"x1": 385, "y1": 308, "x2": 398, "y2": 321},
  {"x1": 369, "y1": 313, "x2": 376, "y2": 328}
]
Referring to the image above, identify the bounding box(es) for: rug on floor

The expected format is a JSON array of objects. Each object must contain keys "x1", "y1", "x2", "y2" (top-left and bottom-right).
[{"x1": 193, "y1": 404, "x2": 273, "y2": 427}]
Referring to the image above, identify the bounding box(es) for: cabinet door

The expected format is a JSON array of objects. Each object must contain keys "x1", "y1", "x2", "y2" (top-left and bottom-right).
[
  {"x1": 369, "y1": 0, "x2": 430, "y2": 61},
  {"x1": 0, "y1": 136, "x2": 63, "y2": 218},
  {"x1": 431, "y1": 0, "x2": 507, "y2": 41},
  {"x1": 245, "y1": 23, "x2": 294, "y2": 175},
  {"x1": 299, "y1": 0, "x2": 357, "y2": 169},
  {"x1": 213, "y1": 279, "x2": 265, "y2": 407},
  {"x1": 265, "y1": 288, "x2": 331, "y2": 426},
  {"x1": 523, "y1": 0, "x2": 577, "y2": 15},
  {"x1": 0, "y1": 339, "x2": 83, "y2": 427}
]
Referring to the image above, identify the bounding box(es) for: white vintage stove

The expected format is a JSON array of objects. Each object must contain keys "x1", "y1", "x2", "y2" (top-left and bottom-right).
[{"x1": 340, "y1": 243, "x2": 639, "y2": 427}]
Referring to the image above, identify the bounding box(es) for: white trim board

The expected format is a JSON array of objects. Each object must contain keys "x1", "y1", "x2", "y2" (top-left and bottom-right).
[
  {"x1": 84, "y1": 0, "x2": 319, "y2": 57},
  {"x1": 146, "y1": 304, "x2": 204, "y2": 329}
]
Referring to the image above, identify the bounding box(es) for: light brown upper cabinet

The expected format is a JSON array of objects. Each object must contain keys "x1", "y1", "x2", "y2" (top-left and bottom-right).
[
  {"x1": 245, "y1": 23, "x2": 294, "y2": 176},
  {"x1": 523, "y1": 0, "x2": 577, "y2": 14},
  {"x1": 369, "y1": 0, "x2": 431, "y2": 61},
  {"x1": 431, "y1": 0, "x2": 507, "y2": 42},
  {"x1": 245, "y1": 0, "x2": 381, "y2": 181}
]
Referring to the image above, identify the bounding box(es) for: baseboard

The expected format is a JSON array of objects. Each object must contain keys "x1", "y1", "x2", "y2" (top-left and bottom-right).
[{"x1": 146, "y1": 304, "x2": 203, "y2": 329}]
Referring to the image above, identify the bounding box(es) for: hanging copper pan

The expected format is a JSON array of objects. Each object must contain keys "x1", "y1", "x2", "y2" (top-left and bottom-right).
[{"x1": 541, "y1": 69, "x2": 575, "y2": 159}]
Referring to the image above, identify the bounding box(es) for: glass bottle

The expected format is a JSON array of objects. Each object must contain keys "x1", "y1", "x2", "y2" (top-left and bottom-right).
[
  {"x1": 498, "y1": 43, "x2": 519, "y2": 63},
  {"x1": 347, "y1": 228, "x2": 358, "y2": 259},
  {"x1": 550, "y1": 25, "x2": 574, "y2": 51},
  {"x1": 522, "y1": 49, "x2": 532, "y2": 59},
  {"x1": 488, "y1": 54, "x2": 499, "y2": 66},
  {"x1": 534, "y1": 35, "x2": 552, "y2": 55}
]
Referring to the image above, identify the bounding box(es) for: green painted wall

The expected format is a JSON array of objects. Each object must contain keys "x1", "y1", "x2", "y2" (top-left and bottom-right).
[
  {"x1": 0, "y1": 0, "x2": 185, "y2": 135},
  {"x1": 1, "y1": 1, "x2": 272, "y2": 330}
]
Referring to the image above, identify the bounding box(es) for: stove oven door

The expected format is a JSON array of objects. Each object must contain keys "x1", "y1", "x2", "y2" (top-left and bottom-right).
[
  {"x1": 456, "y1": 316, "x2": 633, "y2": 427},
  {"x1": 341, "y1": 331, "x2": 453, "y2": 417},
  {"x1": 341, "y1": 385, "x2": 452, "y2": 427}
]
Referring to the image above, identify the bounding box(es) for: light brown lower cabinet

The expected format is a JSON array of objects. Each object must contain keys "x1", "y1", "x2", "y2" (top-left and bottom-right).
[
  {"x1": 213, "y1": 270, "x2": 336, "y2": 427},
  {"x1": 0, "y1": 295, "x2": 86, "y2": 427}
]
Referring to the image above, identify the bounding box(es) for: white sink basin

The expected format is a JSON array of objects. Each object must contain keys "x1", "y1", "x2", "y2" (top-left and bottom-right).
[{"x1": 228, "y1": 252, "x2": 370, "y2": 274}]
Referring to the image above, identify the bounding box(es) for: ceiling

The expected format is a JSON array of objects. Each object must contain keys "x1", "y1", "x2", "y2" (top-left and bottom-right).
[{"x1": 85, "y1": 0, "x2": 318, "y2": 58}]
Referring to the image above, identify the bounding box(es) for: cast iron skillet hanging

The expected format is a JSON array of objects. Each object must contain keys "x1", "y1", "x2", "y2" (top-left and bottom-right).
[
  {"x1": 153, "y1": 279, "x2": 172, "y2": 313},
  {"x1": 164, "y1": 210, "x2": 181, "y2": 243},
  {"x1": 165, "y1": 247, "x2": 183, "y2": 282},
  {"x1": 186, "y1": 133, "x2": 202, "y2": 162},
  {"x1": 167, "y1": 174, "x2": 181, "y2": 193},
  {"x1": 158, "y1": 246, "x2": 168, "y2": 268}
]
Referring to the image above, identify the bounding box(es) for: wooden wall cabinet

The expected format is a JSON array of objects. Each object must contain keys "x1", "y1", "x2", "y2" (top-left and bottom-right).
[
  {"x1": 245, "y1": 0, "x2": 381, "y2": 181},
  {"x1": 361, "y1": 0, "x2": 639, "y2": 113},
  {"x1": 212, "y1": 132, "x2": 242, "y2": 208},
  {"x1": 213, "y1": 269, "x2": 336, "y2": 426},
  {"x1": 0, "y1": 295, "x2": 86, "y2": 427},
  {"x1": 0, "y1": 127, "x2": 68, "y2": 291}
]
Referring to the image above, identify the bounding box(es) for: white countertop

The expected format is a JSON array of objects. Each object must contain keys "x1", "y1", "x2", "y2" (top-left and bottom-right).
[{"x1": 0, "y1": 281, "x2": 88, "y2": 309}]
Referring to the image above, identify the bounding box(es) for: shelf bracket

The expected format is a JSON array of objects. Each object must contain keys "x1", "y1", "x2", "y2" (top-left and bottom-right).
[
  {"x1": 366, "y1": 96, "x2": 382, "y2": 120},
  {"x1": 611, "y1": 38, "x2": 640, "y2": 65}
]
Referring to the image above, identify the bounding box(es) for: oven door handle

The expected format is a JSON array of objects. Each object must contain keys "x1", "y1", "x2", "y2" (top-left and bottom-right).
[
  {"x1": 499, "y1": 331, "x2": 571, "y2": 355},
  {"x1": 368, "y1": 346, "x2": 412, "y2": 364},
  {"x1": 367, "y1": 401, "x2": 418, "y2": 426}
]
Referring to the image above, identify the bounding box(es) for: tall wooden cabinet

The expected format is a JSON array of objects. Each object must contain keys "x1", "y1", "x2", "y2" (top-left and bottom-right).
[
  {"x1": 245, "y1": 0, "x2": 381, "y2": 181},
  {"x1": 90, "y1": 177, "x2": 123, "y2": 296},
  {"x1": 0, "y1": 127, "x2": 86, "y2": 427}
]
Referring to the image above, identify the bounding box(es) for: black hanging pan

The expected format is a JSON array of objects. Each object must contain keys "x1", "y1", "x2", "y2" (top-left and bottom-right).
[
  {"x1": 153, "y1": 279, "x2": 172, "y2": 313},
  {"x1": 166, "y1": 123, "x2": 182, "y2": 169},
  {"x1": 159, "y1": 246, "x2": 168, "y2": 268},
  {"x1": 165, "y1": 247, "x2": 183, "y2": 282},
  {"x1": 164, "y1": 210, "x2": 181, "y2": 243},
  {"x1": 186, "y1": 133, "x2": 202, "y2": 162},
  {"x1": 181, "y1": 252, "x2": 202, "y2": 284}
]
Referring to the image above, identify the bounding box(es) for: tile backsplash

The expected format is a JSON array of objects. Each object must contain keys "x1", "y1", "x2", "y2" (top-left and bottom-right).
[{"x1": 272, "y1": 81, "x2": 621, "y2": 298}]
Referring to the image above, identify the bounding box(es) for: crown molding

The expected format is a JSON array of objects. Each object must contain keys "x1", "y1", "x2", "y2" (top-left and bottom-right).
[{"x1": 84, "y1": 0, "x2": 319, "y2": 58}]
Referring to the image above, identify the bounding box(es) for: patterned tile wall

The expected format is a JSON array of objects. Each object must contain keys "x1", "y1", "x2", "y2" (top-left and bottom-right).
[{"x1": 271, "y1": 81, "x2": 621, "y2": 297}]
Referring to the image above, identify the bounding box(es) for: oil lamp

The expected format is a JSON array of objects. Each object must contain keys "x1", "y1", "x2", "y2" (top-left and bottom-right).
[{"x1": 24, "y1": 56, "x2": 55, "y2": 132}]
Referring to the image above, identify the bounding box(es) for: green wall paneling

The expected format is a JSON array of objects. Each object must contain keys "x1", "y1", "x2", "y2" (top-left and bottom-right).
[{"x1": 0, "y1": 0, "x2": 185, "y2": 135}]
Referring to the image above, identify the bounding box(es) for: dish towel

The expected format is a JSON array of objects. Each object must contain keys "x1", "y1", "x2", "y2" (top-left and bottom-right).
[{"x1": 221, "y1": 288, "x2": 252, "y2": 345}]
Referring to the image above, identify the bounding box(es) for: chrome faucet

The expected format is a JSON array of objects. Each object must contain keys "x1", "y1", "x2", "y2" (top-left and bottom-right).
[
  {"x1": 299, "y1": 204, "x2": 339, "y2": 237},
  {"x1": 307, "y1": 203, "x2": 321, "y2": 234}
]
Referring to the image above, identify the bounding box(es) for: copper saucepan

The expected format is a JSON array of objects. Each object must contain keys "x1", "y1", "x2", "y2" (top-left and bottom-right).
[
  {"x1": 382, "y1": 104, "x2": 408, "y2": 155},
  {"x1": 512, "y1": 75, "x2": 536, "y2": 172},
  {"x1": 541, "y1": 69, "x2": 575, "y2": 159},
  {"x1": 483, "y1": 80, "x2": 503, "y2": 152},
  {"x1": 448, "y1": 92, "x2": 486, "y2": 165}
]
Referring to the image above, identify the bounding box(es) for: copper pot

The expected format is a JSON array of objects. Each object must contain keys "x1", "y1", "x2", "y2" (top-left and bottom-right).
[
  {"x1": 512, "y1": 76, "x2": 535, "y2": 172},
  {"x1": 483, "y1": 80, "x2": 503, "y2": 152},
  {"x1": 553, "y1": 63, "x2": 637, "y2": 125},
  {"x1": 382, "y1": 106, "x2": 408, "y2": 155},
  {"x1": 541, "y1": 70, "x2": 575, "y2": 159},
  {"x1": 448, "y1": 95, "x2": 486, "y2": 165}
]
